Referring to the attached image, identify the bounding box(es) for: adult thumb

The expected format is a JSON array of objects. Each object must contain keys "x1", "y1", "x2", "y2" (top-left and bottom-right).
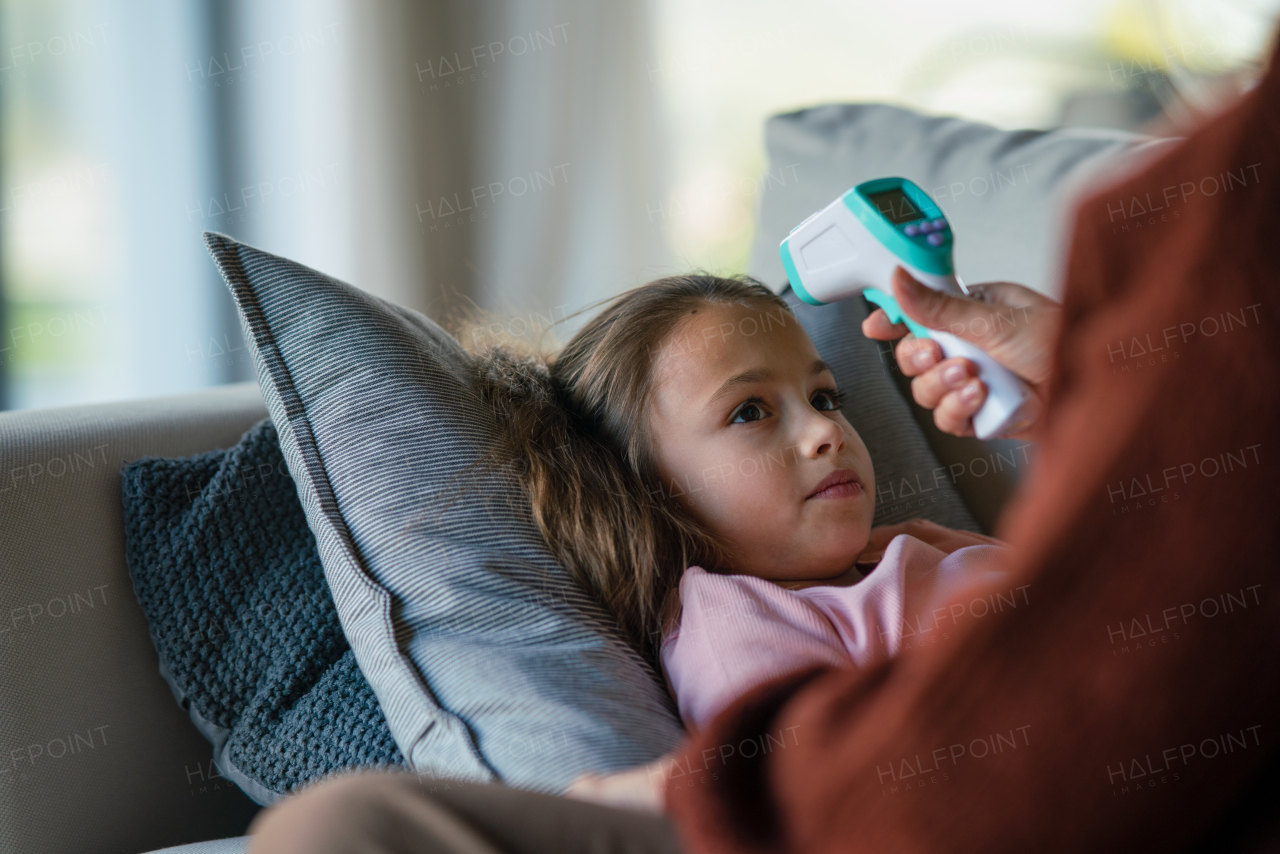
[{"x1": 891, "y1": 266, "x2": 1006, "y2": 348}]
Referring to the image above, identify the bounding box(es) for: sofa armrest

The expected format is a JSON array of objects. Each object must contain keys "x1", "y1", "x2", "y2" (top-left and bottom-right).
[{"x1": 0, "y1": 382, "x2": 268, "y2": 854}]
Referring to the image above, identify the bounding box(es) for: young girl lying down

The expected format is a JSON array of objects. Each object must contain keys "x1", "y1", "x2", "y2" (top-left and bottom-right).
[{"x1": 470, "y1": 273, "x2": 1009, "y2": 777}]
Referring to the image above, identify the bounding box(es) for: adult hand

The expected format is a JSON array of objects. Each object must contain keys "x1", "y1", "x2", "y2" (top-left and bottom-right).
[
  {"x1": 861, "y1": 266, "x2": 1062, "y2": 441},
  {"x1": 563, "y1": 753, "x2": 670, "y2": 815}
]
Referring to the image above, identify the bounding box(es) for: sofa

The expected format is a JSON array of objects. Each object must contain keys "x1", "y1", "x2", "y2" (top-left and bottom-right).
[
  {"x1": 0, "y1": 104, "x2": 1177, "y2": 853},
  {"x1": 1, "y1": 382, "x2": 270, "y2": 854}
]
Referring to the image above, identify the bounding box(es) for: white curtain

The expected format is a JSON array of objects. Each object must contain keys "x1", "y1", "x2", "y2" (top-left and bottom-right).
[{"x1": 342, "y1": 0, "x2": 674, "y2": 340}]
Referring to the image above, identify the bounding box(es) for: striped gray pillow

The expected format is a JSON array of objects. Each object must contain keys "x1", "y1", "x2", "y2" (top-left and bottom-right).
[{"x1": 204, "y1": 232, "x2": 687, "y2": 794}]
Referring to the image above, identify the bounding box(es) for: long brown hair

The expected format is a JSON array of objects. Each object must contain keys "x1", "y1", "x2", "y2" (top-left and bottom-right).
[{"x1": 450, "y1": 274, "x2": 795, "y2": 669}]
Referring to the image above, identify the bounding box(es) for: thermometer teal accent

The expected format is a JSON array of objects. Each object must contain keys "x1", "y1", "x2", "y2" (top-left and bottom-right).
[
  {"x1": 779, "y1": 177, "x2": 1036, "y2": 440},
  {"x1": 861, "y1": 287, "x2": 931, "y2": 339}
]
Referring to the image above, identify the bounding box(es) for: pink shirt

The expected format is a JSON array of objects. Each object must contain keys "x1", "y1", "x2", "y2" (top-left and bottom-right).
[{"x1": 659, "y1": 534, "x2": 1009, "y2": 733}]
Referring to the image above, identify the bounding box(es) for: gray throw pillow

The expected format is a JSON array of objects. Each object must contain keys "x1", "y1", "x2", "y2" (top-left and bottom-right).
[{"x1": 203, "y1": 232, "x2": 688, "y2": 794}]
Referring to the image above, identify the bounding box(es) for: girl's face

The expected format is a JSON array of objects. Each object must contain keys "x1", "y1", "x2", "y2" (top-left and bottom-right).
[{"x1": 648, "y1": 301, "x2": 875, "y2": 585}]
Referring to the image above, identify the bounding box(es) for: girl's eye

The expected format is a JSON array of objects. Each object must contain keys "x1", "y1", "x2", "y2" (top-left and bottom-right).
[
  {"x1": 812, "y1": 386, "x2": 845, "y2": 412},
  {"x1": 730, "y1": 388, "x2": 844, "y2": 424},
  {"x1": 729, "y1": 395, "x2": 768, "y2": 424}
]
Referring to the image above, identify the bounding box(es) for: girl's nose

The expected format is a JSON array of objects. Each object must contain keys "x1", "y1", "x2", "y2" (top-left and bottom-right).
[{"x1": 799, "y1": 407, "x2": 845, "y2": 458}]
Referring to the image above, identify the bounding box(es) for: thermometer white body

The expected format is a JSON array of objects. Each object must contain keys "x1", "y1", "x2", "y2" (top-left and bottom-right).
[{"x1": 781, "y1": 180, "x2": 1037, "y2": 440}]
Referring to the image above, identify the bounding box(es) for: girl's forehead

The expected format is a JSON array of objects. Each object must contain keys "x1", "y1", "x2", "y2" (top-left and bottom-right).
[
  {"x1": 665, "y1": 302, "x2": 801, "y2": 350},
  {"x1": 653, "y1": 302, "x2": 813, "y2": 385}
]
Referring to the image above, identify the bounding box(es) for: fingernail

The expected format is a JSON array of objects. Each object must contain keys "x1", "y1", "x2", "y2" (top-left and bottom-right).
[
  {"x1": 961, "y1": 379, "x2": 982, "y2": 402},
  {"x1": 942, "y1": 364, "x2": 966, "y2": 386},
  {"x1": 912, "y1": 350, "x2": 935, "y2": 369}
]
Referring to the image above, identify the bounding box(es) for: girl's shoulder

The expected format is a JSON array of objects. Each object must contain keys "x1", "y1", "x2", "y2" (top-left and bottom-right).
[
  {"x1": 660, "y1": 565, "x2": 790, "y2": 643},
  {"x1": 678, "y1": 564, "x2": 789, "y2": 591}
]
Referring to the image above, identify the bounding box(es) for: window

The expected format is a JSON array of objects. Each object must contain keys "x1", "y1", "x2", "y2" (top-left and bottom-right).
[
  {"x1": 647, "y1": 0, "x2": 1278, "y2": 274},
  {"x1": 0, "y1": 0, "x2": 350, "y2": 410}
]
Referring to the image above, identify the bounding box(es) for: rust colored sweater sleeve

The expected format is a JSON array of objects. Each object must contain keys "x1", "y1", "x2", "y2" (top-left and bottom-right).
[{"x1": 664, "y1": 41, "x2": 1280, "y2": 854}]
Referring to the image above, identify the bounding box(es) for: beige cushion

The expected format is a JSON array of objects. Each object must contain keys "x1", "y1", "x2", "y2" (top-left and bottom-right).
[{"x1": 0, "y1": 382, "x2": 267, "y2": 854}]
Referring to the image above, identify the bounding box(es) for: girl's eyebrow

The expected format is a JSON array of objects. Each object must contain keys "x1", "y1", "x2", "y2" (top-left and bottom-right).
[{"x1": 705, "y1": 358, "x2": 832, "y2": 408}]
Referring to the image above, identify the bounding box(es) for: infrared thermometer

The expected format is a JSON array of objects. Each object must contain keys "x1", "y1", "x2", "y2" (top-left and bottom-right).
[{"x1": 779, "y1": 177, "x2": 1036, "y2": 440}]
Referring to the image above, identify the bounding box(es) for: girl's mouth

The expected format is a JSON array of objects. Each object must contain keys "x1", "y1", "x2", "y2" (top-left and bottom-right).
[{"x1": 806, "y1": 469, "x2": 863, "y2": 500}]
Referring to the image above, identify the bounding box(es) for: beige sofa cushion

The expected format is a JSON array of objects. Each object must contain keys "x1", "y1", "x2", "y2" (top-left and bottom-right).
[{"x1": 0, "y1": 382, "x2": 267, "y2": 854}]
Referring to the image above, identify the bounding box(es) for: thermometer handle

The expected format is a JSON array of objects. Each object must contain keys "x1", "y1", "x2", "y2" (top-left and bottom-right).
[
  {"x1": 863, "y1": 287, "x2": 1036, "y2": 440},
  {"x1": 929, "y1": 330, "x2": 1037, "y2": 440}
]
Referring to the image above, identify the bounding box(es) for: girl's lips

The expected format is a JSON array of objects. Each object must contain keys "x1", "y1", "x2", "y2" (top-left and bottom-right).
[
  {"x1": 809, "y1": 480, "x2": 863, "y2": 500},
  {"x1": 806, "y1": 468, "x2": 863, "y2": 500}
]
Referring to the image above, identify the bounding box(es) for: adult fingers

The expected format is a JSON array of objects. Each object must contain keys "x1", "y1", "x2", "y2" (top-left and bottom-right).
[
  {"x1": 931, "y1": 380, "x2": 987, "y2": 437},
  {"x1": 908, "y1": 356, "x2": 978, "y2": 409}
]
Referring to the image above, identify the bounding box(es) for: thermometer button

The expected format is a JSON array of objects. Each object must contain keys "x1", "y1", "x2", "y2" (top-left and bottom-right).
[
  {"x1": 930, "y1": 218, "x2": 947, "y2": 230},
  {"x1": 904, "y1": 223, "x2": 921, "y2": 236},
  {"x1": 926, "y1": 232, "x2": 946, "y2": 246}
]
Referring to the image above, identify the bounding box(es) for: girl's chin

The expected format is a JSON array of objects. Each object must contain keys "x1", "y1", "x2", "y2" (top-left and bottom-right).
[
  {"x1": 804, "y1": 542, "x2": 872, "y2": 573},
  {"x1": 805, "y1": 506, "x2": 872, "y2": 539}
]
